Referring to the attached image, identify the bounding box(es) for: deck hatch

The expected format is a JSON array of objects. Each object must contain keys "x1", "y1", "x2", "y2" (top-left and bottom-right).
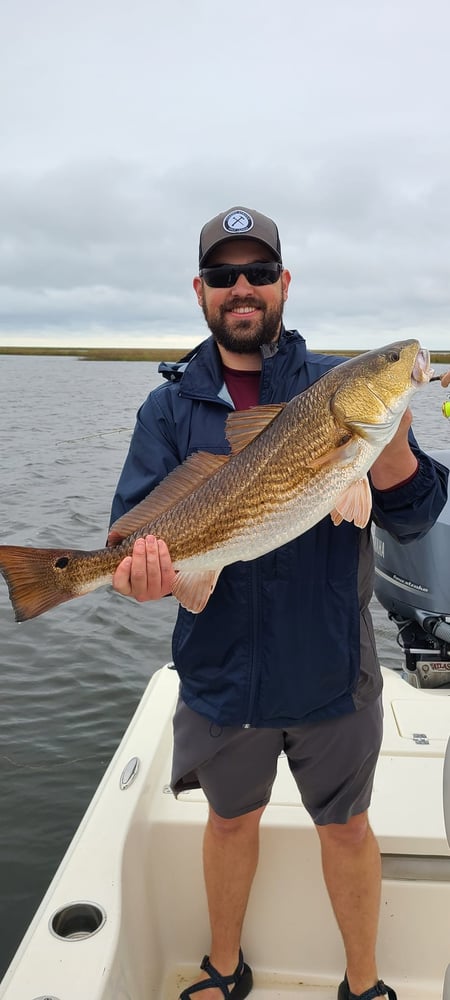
[{"x1": 391, "y1": 698, "x2": 450, "y2": 741}]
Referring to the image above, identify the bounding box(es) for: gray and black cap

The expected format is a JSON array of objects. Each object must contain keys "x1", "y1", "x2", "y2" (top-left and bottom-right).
[{"x1": 199, "y1": 207, "x2": 282, "y2": 268}]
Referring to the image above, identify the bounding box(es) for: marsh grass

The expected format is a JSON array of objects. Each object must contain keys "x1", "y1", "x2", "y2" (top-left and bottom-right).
[
  {"x1": 0, "y1": 346, "x2": 449, "y2": 363},
  {"x1": 0, "y1": 346, "x2": 186, "y2": 361}
]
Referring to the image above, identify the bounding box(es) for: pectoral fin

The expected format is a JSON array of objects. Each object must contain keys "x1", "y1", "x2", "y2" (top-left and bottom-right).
[
  {"x1": 307, "y1": 436, "x2": 359, "y2": 470},
  {"x1": 171, "y1": 569, "x2": 221, "y2": 613},
  {"x1": 330, "y1": 476, "x2": 372, "y2": 528}
]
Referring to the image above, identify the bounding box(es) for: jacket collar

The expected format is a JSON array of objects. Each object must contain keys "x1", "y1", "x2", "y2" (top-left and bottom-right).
[{"x1": 158, "y1": 327, "x2": 307, "y2": 399}]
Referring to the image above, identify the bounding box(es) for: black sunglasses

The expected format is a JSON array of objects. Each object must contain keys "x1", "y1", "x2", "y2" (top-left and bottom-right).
[{"x1": 199, "y1": 261, "x2": 282, "y2": 288}]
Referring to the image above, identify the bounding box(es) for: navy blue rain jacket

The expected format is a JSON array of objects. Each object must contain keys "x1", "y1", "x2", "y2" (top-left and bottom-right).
[{"x1": 110, "y1": 329, "x2": 448, "y2": 727}]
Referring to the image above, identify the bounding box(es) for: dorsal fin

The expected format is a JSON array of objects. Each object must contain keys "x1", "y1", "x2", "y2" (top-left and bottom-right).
[
  {"x1": 110, "y1": 451, "x2": 229, "y2": 540},
  {"x1": 225, "y1": 404, "x2": 285, "y2": 454}
]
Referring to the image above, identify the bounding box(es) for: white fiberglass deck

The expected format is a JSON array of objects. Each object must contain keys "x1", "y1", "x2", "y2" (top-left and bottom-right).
[{"x1": 1, "y1": 665, "x2": 450, "y2": 1000}]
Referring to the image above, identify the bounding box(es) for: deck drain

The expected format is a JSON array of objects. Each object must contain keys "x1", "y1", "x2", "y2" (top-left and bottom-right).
[{"x1": 49, "y1": 901, "x2": 106, "y2": 940}]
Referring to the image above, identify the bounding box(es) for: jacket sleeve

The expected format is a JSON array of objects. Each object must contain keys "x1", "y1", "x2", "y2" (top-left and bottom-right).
[
  {"x1": 370, "y1": 432, "x2": 449, "y2": 543},
  {"x1": 109, "y1": 390, "x2": 181, "y2": 526}
]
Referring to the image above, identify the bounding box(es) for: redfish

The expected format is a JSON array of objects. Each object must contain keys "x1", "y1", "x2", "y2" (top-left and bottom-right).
[{"x1": 0, "y1": 340, "x2": 433, "y2": 621}]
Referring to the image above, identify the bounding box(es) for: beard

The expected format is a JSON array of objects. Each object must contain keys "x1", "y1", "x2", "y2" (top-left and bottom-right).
[{"x1": 202, "y1": 292, "x2": 284, "y2": 355}]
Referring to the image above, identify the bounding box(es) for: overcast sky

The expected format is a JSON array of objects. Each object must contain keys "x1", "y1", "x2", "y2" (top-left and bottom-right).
[{"x1": 1, "y1": 0, "x2": 450, "y2": 350}]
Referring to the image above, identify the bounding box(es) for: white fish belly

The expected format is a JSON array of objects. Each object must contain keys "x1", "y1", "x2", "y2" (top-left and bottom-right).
[{"x1": 173, "y1": 438, "x2": 376, "y2": 574}]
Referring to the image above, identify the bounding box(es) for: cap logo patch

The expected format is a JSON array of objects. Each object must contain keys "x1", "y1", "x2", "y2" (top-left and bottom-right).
[{"x1": 223, "y1": 210, "x2": 254, "y2": 234}]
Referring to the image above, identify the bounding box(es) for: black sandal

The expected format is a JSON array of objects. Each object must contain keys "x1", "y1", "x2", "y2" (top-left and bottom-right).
[
  {"x1": 338, "y1": 973, "x2": 397, "y2": 999},
  {"x1": 179, "y1": 950, "x2": 253, "y2": 999}
]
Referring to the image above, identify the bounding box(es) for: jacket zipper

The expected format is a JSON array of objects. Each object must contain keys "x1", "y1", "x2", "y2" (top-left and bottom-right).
[
  {"x1": 243, "y1": 559, "x2": 261, "y2": 727},
  {"x1": 242, "y1": 349, "x2": 273, "y2": 727}
]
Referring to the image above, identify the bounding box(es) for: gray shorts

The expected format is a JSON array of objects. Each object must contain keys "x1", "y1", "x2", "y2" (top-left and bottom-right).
[{"x1": 171, "y1": 695, "x2": 383, "y2": 825}]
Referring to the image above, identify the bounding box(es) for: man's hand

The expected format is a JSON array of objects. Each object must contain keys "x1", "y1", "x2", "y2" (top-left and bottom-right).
[
  {"x1": 370, "y1": 408, "x2": 418, "y2": 490},
  {"x1": 112, "y1": 535, "x2": 176, "y2": 602},
  {"x1": 441, "y1": 371, "x2": 450, "y2": 388}
]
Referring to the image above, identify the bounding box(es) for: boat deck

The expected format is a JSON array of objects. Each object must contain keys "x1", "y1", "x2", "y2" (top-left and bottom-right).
[
  {"x1": 169, "y1": 971, "x2": 437, "y2": 1000},
  {"x1": 1, "y1": 664, "x2": 450, "y2": 1000},
  {"x1": 170, "y1": 974, "x2": 357, "y2": 999}
]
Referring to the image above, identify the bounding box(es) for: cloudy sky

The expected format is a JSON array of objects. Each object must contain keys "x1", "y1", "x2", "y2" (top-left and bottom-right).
[{"x1": 1, "y1": 0, "x2": 450, "y2": 350}]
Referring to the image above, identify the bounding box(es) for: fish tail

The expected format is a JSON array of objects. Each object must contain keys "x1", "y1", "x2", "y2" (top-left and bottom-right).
[{"x1": 0, "y1": 545, "x2": 80, "y2": 622}]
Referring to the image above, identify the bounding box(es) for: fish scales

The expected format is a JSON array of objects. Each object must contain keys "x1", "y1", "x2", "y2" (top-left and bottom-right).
[{"x1": 143, "y1": 388, "x2": 339, "y2": 563}]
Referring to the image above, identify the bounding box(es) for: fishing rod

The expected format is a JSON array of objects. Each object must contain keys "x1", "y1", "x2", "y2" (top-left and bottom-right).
[{"x1": 430, "y1": 372, "x2": 450, "y2": 416}]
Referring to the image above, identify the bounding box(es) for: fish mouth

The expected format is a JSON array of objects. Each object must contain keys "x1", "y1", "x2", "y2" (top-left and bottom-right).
[{"x1": 412, "y1": 347, "x2": 433, "y2": 384}]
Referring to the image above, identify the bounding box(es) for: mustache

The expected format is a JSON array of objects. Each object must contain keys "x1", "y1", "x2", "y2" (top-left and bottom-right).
[{"x1": 222, "y1": 297, "x2": 265, "y2": 312}]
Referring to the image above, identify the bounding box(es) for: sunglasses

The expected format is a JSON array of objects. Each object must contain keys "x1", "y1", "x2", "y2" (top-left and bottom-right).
[{"x1": 199, "y1": 261, "x2": 282, "y2": 288}]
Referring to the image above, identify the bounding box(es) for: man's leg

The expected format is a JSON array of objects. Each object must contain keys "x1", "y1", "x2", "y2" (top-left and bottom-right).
[
  {"x1": 285, "y1": 699, "x2": 384, "y2": 995},
  {"x1": 172, "y1": 701, "x2": 281, "y2": 998},
  {"x1": 185, "y1": 804, "x2": 265, "y2": 999},
  {"x1": 316, "y1": 810, "x2": 382, "y2": 996}
]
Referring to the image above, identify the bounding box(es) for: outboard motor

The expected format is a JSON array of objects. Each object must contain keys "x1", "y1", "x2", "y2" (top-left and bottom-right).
[{"x1": 373, "y1": 449, "x2": 450, "y2": 689}]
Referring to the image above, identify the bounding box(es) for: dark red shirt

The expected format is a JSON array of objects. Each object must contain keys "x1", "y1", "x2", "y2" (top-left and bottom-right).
[{"x1": 223, "y1": 365, "x2": 260, "y2": 411}]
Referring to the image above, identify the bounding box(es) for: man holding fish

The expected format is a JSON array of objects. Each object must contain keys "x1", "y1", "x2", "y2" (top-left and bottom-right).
[
  {"x1": 109, "y1": 208, "x2": 448, "y2": 1000},
  {"x1": 0, "y1": 209, "x2": 447, "y2": 1000}
]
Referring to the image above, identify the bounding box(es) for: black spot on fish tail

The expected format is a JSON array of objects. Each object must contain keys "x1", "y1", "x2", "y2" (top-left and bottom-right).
[{"x1": 0, "y1": 545, "x2": 80, "y2": 622}]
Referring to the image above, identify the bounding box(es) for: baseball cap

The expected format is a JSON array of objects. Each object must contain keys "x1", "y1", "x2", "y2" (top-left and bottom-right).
[{"x1": 199, "y1": 207, "x2": 282, "y2": 268}]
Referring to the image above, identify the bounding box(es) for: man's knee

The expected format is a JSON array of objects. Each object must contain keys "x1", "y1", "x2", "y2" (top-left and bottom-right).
[
  {"x1": 315, "y1": 810, "x2": 371, "y2": 848},
  {"x1": 207, "y1": 804, "x2": 266, "y2": 836}
]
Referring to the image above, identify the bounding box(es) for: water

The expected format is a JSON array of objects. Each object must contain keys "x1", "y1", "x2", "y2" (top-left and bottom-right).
[{"x1": 0, "y1": 354, "x2": 449, "y2": 976}]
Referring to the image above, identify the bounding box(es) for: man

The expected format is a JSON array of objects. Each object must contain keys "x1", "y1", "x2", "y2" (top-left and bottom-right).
[{"x1": 109, "y1": 207, "x2": 448, "y2": 1000}]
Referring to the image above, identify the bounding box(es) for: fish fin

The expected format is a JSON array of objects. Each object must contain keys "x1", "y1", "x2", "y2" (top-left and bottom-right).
[
  {"x1": 225, "y1": 405, "x2": 285, "y2": 454},
  {"x1": 107, "y1": 529, "x2": 124, "y2": 547},
  {"x1": 308, "y1": 437, "x2": 359, "y2": 470},
  {"x1": 110, "y1": 452, "x2": 230, "y2": 539},
  {"x1": 0, "y1": 545, "x2": 80, "y2": 622},
  {"x1": 330, "y1": 476, "x2": 372, "y2": 528},
  {"x1": 171, "y1": 569, "x2": 221, "y2": 613},
  {"x1": 348, "y1": 419, "x2": 394, "y2": 438}
]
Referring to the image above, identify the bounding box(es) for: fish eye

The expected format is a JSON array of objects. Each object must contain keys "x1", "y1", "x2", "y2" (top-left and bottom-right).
[
  {"x1": 55, "y1": 557, "x2": 69, "y2": 569},
  {"x1": 387, "y1": 350, "x2": 400, "y2": 363}
]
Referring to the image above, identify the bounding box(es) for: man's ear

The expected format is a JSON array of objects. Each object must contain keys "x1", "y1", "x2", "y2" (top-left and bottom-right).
[
  {"x1": 193, "y1": 275, "x2": 203, "y2": 307},
  {"x1": 281, "y1": 268, "x2": 291, "y2": 302}
]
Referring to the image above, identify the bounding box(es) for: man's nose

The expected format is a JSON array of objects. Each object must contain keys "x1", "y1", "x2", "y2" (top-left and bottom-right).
[{"x1": 230, "y1": 272, "x2": 254, "y2": 293}]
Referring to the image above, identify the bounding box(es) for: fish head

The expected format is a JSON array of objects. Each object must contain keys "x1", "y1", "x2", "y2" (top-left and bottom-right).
[{"x1": 330, "y1": 339, "x2": 433, "y2": 445}]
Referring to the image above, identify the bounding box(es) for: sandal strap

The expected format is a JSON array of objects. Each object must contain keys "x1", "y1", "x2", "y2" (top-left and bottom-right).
[
  {"x1": 348, "y1": 980, "x2": 397, "y2": 1000},
  {"x1": 180, "y1": 950, "x2": 245, "y2": 999}
]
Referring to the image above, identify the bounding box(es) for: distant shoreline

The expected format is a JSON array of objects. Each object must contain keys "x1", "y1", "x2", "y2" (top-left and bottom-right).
[
  {"x1": 1, "y1": 346, "x2": 450, "y2": 363},
  {"x1": 0, "y1": 346, "x2": 186, "y2": 361}
]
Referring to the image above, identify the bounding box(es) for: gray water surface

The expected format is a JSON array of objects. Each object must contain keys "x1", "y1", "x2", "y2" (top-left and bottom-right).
[{"x1": 0, "y1": 353, "x2": 448, "y2": 974}]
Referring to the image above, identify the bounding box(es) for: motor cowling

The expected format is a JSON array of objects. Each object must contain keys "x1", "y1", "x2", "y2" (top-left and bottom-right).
[{"x1": 373, "y1": 449, "x2": 450, "y2": 688}]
